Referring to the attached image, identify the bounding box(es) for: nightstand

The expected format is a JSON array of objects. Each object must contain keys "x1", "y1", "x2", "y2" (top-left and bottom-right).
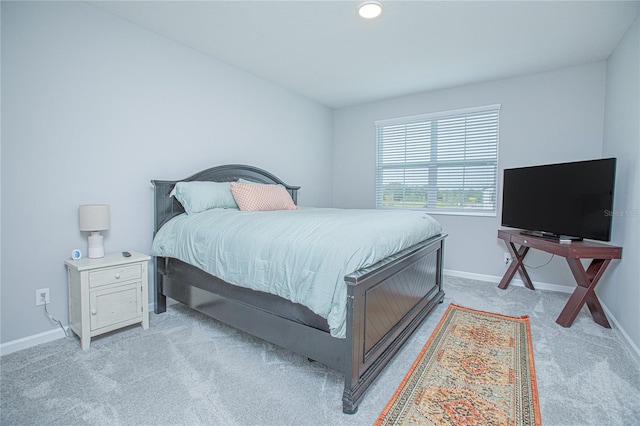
[{"x1": 65, "y1": 251, "x2": 150, "y2": 350}]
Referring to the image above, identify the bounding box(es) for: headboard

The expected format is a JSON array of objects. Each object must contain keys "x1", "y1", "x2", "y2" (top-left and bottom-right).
[{"x1": 151, "y1": 164, "x2": 301, "y2": 234}]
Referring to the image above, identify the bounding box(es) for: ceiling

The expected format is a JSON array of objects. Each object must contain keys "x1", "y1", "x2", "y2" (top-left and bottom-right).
[{"x1": 90, "y1": 1, "x2": 639, "y2": 109}]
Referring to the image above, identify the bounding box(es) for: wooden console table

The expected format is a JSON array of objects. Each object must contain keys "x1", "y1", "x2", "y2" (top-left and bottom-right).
[{"x1": 497, "y1": 229, "x2": 622, "y2": 328}]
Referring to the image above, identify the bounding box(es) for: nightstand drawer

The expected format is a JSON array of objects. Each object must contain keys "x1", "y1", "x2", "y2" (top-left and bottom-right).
[{"x1": 89, "y1": 264, "x2": 142, "y2": 287}]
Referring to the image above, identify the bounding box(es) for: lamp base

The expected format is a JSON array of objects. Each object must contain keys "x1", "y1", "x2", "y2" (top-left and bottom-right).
[{"x1": 88, "y1": 233, "x2": 105, "y2": 259}]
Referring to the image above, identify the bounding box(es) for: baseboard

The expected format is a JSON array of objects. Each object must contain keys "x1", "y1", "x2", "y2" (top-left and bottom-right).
[
  {"x1": 0, "y1": 327, "x2": 68, "y2": 356},
  {"x1": 444, "y1": 268, "x2": 573, "y2": 294},
  {"x1": 0, "y1": 300, "x2": 178, "y2": 357},
  {"x1": 443, "y1": 269, "x2": 640, "y2": 360},
  {"x1": 600, "y1": 300, "x2": 640, "y2": 362},
  {"x1": 3, "y1": 280, "x2": 638, "y2": 360}
]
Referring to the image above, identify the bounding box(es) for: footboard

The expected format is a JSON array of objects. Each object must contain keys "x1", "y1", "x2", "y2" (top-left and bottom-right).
[{"x1": 342, "y1": 234, "x2": 446, "y2": 414}]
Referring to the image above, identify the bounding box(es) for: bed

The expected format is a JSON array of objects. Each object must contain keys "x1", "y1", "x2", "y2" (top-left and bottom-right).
[{"x1": 151, "y1": 164, "x2": 446, "y2": 414}]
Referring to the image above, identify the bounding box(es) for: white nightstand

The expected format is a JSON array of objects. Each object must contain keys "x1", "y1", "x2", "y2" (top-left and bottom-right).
[{"x1": 65, "y1": 251, "x2": 150, "y2": 350}]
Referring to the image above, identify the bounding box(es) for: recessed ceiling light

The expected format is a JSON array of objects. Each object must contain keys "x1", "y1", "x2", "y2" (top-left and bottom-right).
[{"x1": 358, "y1": 1, "x2": 383, "y2": 19}]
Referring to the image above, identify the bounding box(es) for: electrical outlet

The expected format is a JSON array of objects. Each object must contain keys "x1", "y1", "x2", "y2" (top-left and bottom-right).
[
  {"x1": 36, "y1": 288, "x2": 50, "y2": 306},
  {"x1": 503, "y1": 253, "x2": 512, "y2": 265}
]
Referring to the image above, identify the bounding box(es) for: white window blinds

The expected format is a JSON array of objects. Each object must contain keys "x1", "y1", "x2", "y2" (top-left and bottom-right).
[{"x1": 375, "y1": 105, "x2": 500, "y2": 215}]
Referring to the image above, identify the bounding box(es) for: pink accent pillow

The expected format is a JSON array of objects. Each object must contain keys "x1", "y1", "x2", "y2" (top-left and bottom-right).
[{"x1": 230, "y1": 182, "x2": 299, "y2": 211}]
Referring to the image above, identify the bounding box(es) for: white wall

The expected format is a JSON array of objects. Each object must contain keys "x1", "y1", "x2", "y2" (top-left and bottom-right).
[
  {"x1": 1, "y1": 2, "x2": 333, "y2": 344},
  {"x1": 333, "y1": 63, "x2": 607, "y2": 287},
  {"x1": 602, "y1": 16, "x2": 640, "y2": 352}
]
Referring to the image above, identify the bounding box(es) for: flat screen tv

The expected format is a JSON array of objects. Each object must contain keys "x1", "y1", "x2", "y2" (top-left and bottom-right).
[{"x1": 501, "y1": 158, "x2": 616, "y2": 241}]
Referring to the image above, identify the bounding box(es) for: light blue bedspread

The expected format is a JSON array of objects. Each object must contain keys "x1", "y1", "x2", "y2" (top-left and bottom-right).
[{"x1": 151, "y1": 207, "x2": 442, "y2": 338}]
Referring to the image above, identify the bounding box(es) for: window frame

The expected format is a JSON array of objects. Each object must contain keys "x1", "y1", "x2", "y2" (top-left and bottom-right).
[{"x1": 375, "y1": 104, "x2": 500, "y2": 216}]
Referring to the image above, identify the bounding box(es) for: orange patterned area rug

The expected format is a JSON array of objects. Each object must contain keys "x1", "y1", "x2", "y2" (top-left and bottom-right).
[{"x1": 375, "y1": 304, "x2": 541, "y2": 426}]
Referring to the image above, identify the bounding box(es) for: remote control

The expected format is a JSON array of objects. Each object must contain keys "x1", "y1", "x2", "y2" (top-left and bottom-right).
[{"x1": 122, "y1": 251, "x2": 131, "y2": 257}]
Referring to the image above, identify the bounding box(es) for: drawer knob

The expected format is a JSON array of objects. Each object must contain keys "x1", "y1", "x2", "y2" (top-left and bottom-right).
[
  {"x1": 115, "y1": 273, "x2": 121, "y2": 279},
  {"x1": 91, "y1": 309, "x2": 97, "y2": 315}
]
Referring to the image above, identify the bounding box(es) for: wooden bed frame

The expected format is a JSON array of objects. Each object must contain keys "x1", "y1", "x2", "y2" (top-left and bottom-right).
[{"x1": 151, "y1": 164, "x2": 446, "y2": 414}]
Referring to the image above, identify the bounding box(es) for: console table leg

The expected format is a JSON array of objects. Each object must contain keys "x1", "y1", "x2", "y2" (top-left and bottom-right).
[
  {"x1": 585, "y1": 294, "x2": 611, "y2": 328},
  {"x1": 556, "y1": 258, "x2": 612, "y2": 328},
  {"x1": 498, "y1": 244, "x2": 534, "y2": 290}
]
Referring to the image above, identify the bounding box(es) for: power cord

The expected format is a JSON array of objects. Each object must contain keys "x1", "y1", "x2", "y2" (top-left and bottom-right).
[
  {"x1": 44, "y1": 301, "x2": 68, "y2": 337},
  {"x1": 524, "y1": 254, "x2": 555, "y2": 269}
]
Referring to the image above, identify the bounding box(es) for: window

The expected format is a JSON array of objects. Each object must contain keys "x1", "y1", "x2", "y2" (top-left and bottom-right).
[{"x1": 375, "y1": 105, "x2": 500, "y2": 216}]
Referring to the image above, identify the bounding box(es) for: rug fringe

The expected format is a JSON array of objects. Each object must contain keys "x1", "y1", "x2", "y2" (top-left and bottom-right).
[{"x1": 449, "y1": 303, "x2": 531, "y2": 321}]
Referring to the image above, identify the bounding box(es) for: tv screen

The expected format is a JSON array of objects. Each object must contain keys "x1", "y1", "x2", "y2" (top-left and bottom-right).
[{"x1": 501, "y1": 158, "x2": 616, "y2": 241}]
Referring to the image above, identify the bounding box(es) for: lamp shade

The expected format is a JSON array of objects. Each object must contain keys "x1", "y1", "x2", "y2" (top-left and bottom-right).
[{"x1": 79, "y1": 204, "x2": 110, "y2": 231}]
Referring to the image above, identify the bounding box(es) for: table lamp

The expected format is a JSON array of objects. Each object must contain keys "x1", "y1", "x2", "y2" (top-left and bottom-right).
[{"x1": 79, "y1": 204, "x2": 110, "y2": 258}]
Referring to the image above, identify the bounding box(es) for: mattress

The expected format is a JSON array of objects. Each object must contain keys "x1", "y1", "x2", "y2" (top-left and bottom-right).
[{"x1": 151, "y1": 207, "x2": 442, "y2": 338}]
